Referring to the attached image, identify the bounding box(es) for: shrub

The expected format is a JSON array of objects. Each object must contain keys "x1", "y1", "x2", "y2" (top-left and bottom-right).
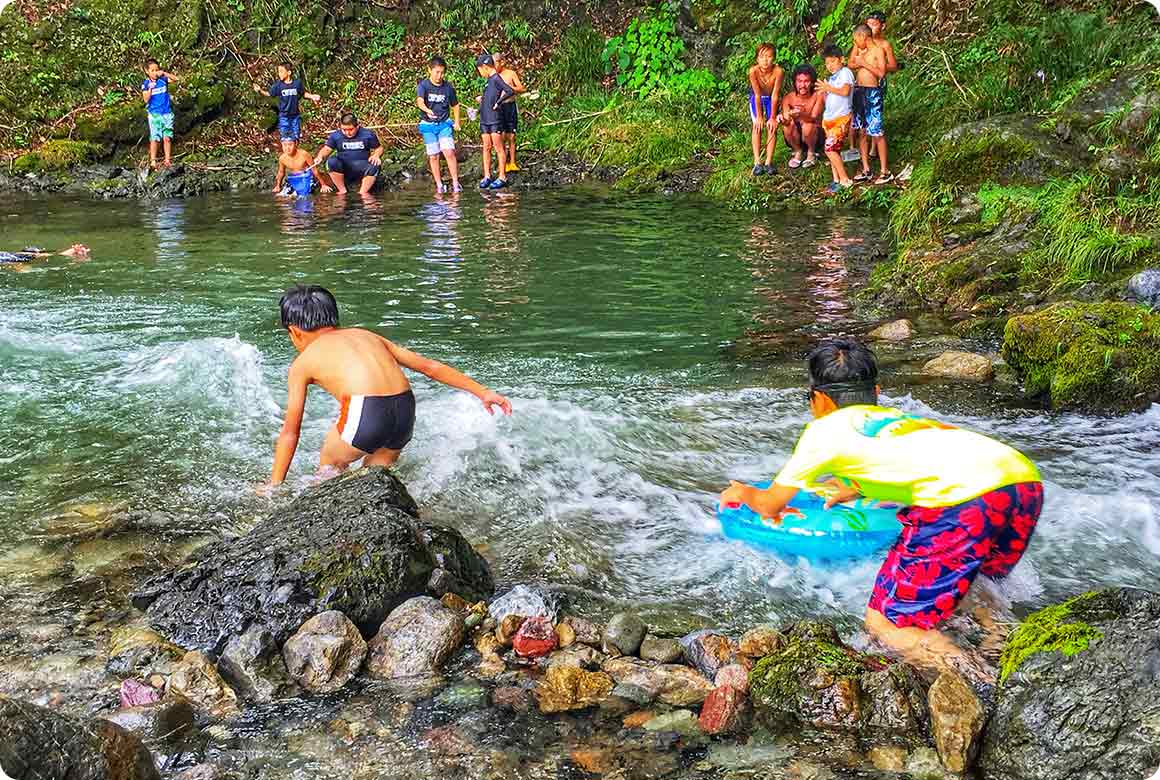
[
  {"x1": 603, "y1": 13, "x2": 685, "y2": 96},
  {"x1": 542, "y1": 26, "x2": 605, "y2": 94}
]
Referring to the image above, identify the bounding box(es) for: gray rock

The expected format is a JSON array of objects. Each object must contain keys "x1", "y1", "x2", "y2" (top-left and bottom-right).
[
  {"x1": 611, "y1": 682, "x2": 656, "y2": 705},
  {"x1": 942, "y1": 115, "x2": 1091, "y2": 184},
  {"x1": 218, "y1": 624, "x2": 297, "y2": 702},
  {"x1": 0, "y1": 696, "x2": 161, "y2": 780},
  {"x1": 174, "y1": 765, "x2": 221, "y2": 780},
  {"x1": 642, "y1": 708, "x2": 700, "y2": 737},
  {"x1": 602, "y1": 657, "x2": 714, "y2": 707},
  {"x1": 434, "y1": 680, "x2": 489, "y2": 711},
  {"x1": 1119, "y1": 92, "x2": 1160, "y2": 136},
  {"x1": 562, "y1": 615, "x2": 602, "y2": 646},
  {"x1": 365, "y1": 596, "x2": 465, "y2": 679},
  {"x1": 868, "y1": 319, "x2": 915, "y2": 341},
  {"x1": 166, "y1": 651, "x2": 238, "y2": 719},
  {"x1": 639, "y1": 636, "x2": 683, "y2": 664},
  {"x1": 101, "y1": 698, "x2": 196, "y2": 744},
  {"x1": 602, "y1": 612, "x2": 647, "y2": 656},
  {"x1": 487, "y1": 584, "x2": 562, "y2": 623},
  {"x1": 981, "y1": 588, "x2": 1160, "y2": 780},
  {"x1": 546, "y1": 643, "x2": 607, "y2": 670},
  {"x1": 680, "y1": 630, "x2": 737, "y2": 680},
  {"x1": 922, "y1": 351, "x2": 995, "y2": 382},
  {"x1": 949, "y1": 193, "x2": 982, "y2": 225},
  {"x1": 282, "y1": 610, "x2": 368, "y2": 694},
  {"x1": 1128, "y1": 268, "x2": 1160, "y2": 308},
  {"x1": 132, "y1": 468, "x2": 492, "y2": 653}
]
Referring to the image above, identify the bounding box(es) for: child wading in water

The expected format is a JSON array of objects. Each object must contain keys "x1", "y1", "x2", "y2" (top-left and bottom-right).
[
  {"x1": 719, "y1": 339, "x2": 1043, "y2": 684},
  {"x1": 267, "y1": 285, "x2": 512, "y2": 487},
  {"x1": 815, "y1": 45, "x2": 855, "y2": 193},
  {"x1": 416, "y1": 56, "x2": 462, "y2": 194},
  {"x1": 273, "y1": 138, "x2": 333, "y2": 197},
  {"x1": 747, "y1": 43, "x2": 784, "y2": 176},
  {"x1": 141, "y1": 59, "x2": 178, "y2": 169}
]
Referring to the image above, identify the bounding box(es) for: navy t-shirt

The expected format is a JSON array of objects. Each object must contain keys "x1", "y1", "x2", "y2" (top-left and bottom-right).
[
  {"x1": 479, "y1": 73, "x2": 514, "y2": 125},
  {"x1": 325, "y1": 127, "x2": 380, "y2": 163},
  {"x1": 417, "y1": 79, "x2": 458, "y2": 123},
  {"x1": 269, "y1": 78, "x2": 305, "y2": 117},
  {"x1": 140, "y1": 75, "x2": 172, "y2": 114}
]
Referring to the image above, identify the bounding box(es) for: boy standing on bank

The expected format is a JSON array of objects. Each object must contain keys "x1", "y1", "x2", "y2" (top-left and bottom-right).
[
  {"x1": 475, "y1": 54, "x2": 515, "y2": 190},
  {"x1": 719, "y1": 339, "x2": 1043, "y2": 684},
  {"x1": 815, "y1": 45, "x2": 855, "y2": 192},
  {"x1": 141, "y1": 59, "x2": 178, "y2": 169},
  {"x1": 253, "y1": 62, "x2": 321, "y2": 142},
  {"x1": 849, "y1": 24, "x2": 893, "y2": 184},
  {"x1": 492, "y1": 52, "x2": 528, "y2": 174},
  {"x1": 267, "y1": 285, "x2": 512, "y2": 486},
  {"x1": 417, "y1": 56, "x2": 462, "y2": 194},
  {"x1": 747, "y1": 43, "x2": 784, "y2": 177}
]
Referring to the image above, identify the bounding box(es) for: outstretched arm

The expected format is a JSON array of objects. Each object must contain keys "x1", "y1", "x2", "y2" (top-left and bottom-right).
[
  {"x1": 384, "y1": 339, "x2": 512, "y2": 415},
  {"x1": 719, "y1": 480, "x2": 799, "y2": 519},
  {"x1": 270, "y1": 360, "x2": 310, "y2": 485}
]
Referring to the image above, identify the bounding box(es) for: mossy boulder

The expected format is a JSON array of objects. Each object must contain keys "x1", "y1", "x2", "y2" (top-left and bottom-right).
[
  {"x1": 936, "y1": 116, "x2": 1089, "y2": 189},
  {"x1": 131, "y1": 468, "x2": 494, "y2": 653},
  {"x1": 981, "y1": 587, "x2": 1160, "y2": 780},
  {"x1": 13, "y1": 140, "x2": 105, "y2": 173},
  {"x1": 73, "y1": 100, "x2": 147, "y2": 145},
  {"x1": 1002, "y1": 301, "x2": 1160, "y2": 411}
]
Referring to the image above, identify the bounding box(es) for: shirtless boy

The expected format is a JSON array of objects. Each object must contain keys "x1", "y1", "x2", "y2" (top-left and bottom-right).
[
  {"x1": 492, "y1": 52, "x2": 527, "y2": 174},
  {"x1": 747, "y1": 43, "x2": 784, "y2": 176},
  {"x1": 849, "y1": 24, "x2": 892, "y2": 184},
  {"x1": 779, "y1": 64, "x2": 824, "y2": 169},
  {"x1": 273, "y1": 138, "x2": 333, "y2": 197},
  {"x1": 267, "y1": 285, "x2": 512, "y2": 487}
]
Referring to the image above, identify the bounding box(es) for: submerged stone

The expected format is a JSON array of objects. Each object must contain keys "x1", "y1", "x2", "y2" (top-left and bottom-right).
[
  {"x1": 868, "y1": 319, "x2": 914, "y2": 341},
  {"x1": 281, "y1": 610, "x2": 367, "y2": 694},
  {"x1": 365, "y1": 596, "x2": 465, "y2": 679},
  {"x1": 681, "y1": 630, "x2": 737, "y2": 680},
  {"x1": 218, "y1": 623, "x2": 297, "y2": 702},
  {"x1": 102, "y1": 697, "x2": 196, "y2": 744},
  {"x1": 131, "y1": 469, "x2": 493, "y2": 653},
  {"x1": 167, "y1": 651, "x2": 238, "y2": 718},
  {"x1": 487, "y1": 584, "x2": 562, "y2": 623},
  {"x1": 603, "y1": 612, "x2": 647, "y2": 656},
  {"x1": 922, "y1": 351, "x2": 995, "y2": 382},
  {"x1": 639, "y1": 636, "x2": 683, "y2": 664},
  {"x1": 602, "y1": 657, "x2": 714, "y2": 707},
  {"x1": 534, "y1": 665, "x2": 614, "y2": 713}
]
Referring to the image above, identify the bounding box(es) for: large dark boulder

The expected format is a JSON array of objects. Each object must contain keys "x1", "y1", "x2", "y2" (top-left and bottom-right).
[
  {"x1": 980, "y1": 588, "x2": 1160, "y2": 780},
  {"x1": 131, "y1": 468, "x2": 493, "y2": 654},
  {"x1": 0, "y1": 697, "x2": 160, "y2": 780}
]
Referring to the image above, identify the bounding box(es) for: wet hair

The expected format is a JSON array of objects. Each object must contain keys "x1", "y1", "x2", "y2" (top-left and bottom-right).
[
  {"x1": 822, "y1": 44, "x2": 844, "y2": 60},
  {"x1": 756, "y1": 42, "x2": 775, "y2": 58},
  {"x1": 854, "y1": 23, "x2": 873, "y2": 36},
  {"x1": 339, "y1": 112, "x2": 358, "y2": 126},
  {"x1": 279, "y1": 285, "x2": 339, "y2": 331},
  {"x1": 792, "y1": 63, "x2": 817, "y2": 81},
  {"x1": 428, "y1": 55, "x2": 446, "y2": 68},
  {"x1": 145, "y1": 59, "x2": 159, "y2": 68},
  {"x1": 867, "y1": 10, "x2": 887, "y2": 22},
  {"x1": 806, "y1": 338, "x2": 879, "y2": 407}
]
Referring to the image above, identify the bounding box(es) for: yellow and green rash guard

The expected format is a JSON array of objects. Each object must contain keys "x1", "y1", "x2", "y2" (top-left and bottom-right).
[{"x1": 774, "y1": 406, "x2": 1041, "y2": 508}]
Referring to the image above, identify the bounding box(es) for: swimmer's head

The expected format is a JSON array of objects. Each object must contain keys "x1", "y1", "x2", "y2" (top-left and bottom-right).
[
  {"x1": 792, "y1": 64, "x2": 816, "y2": 94},
  {"x1": 822, "y1": 45, "x2": 845, "y2": 73},
  {"x1": 280, "y1": 284, "x2": 339, "y2": 348},
  {"x1": 806, "y1": 338, "x2": 879, "y2": 416},
  {"x1": 755, "y1": 43, "x2": 775, "y2": 69},
  {"x1": 853, "y1": 24, "x2": 873, "y2": 47},
  {"x1": 60, "y1": 243, "x2": 90, "y2": 259},
  {"x1": 428, "y1": 55, "x2": 447, "y2": 83},
  {"x1": 339, "y1": 113, "x2": 359, "y2": 137}
]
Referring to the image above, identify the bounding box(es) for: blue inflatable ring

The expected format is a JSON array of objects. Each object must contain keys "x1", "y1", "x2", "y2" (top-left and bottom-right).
[{"x1": 719, "y1": 480, "x2": 903, "y2": 561}]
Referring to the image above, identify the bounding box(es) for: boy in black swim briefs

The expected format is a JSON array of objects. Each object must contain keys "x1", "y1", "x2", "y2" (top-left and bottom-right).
[{"x1": 266, "y1": 284, "x2": 512, "y2": 487}]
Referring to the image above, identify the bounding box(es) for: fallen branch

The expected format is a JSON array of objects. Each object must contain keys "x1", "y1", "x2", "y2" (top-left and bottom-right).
[
  {"x1": 540, "y1": 108, "x2": 614, "y2": 127},
  {"x1": 915, "y1": 45, "x2": 976, "y2": 106}
]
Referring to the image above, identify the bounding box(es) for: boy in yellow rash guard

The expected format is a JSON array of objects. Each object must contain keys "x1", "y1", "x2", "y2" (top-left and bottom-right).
[{"x1": 719, "y1": 338, "x2": 1043, "y2": 682}]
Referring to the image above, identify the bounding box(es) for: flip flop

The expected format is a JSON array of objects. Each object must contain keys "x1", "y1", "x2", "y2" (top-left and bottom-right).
[
  {"x1": 788, "y1": 157, "x2": 802, "y2": 169},
  {"x1": 853, "y1": 170, "x2": 873, "y2": 183},
  {"x1": 873, "y1": 172, "x2": 895, "y2": 185},
  {"x1": 802, "y1": 157, "x2": 817, "y2": 168}
]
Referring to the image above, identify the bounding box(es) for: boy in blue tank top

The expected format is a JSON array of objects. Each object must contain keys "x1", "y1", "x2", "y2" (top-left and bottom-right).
[{"x1": 140, "y1": 59, "x2": 178, "y2": 169}]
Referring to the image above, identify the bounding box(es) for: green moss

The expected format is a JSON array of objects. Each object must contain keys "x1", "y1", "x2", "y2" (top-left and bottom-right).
[
  {"x1": 749, "y1": 637, "x2": 864, "y2": 711},
  {"x1": 13, "y1": 140, "x2": 103, "y2": 172},
  {"x1": 999, "y1": 592, "x2": 1103, "y2": 681},
  {"x1": 931, "y1": 131, "x2": 1036, "y2": 188},
  {"x1": 73, "y1": 101, "x2": 144, "y2": 144},
  {"x1": 1002, "y1": 301, "x2": 1160, "y2": 411}
]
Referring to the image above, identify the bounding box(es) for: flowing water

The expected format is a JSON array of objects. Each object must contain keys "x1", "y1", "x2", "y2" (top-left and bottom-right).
[{"x1": 1, "y1": 188, "x2": 1158, "y2": 777}]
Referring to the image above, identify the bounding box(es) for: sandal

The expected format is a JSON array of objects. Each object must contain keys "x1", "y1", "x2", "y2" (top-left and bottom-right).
[
  {"x1": 788, "y1": 155, "x2": 802, "y2": 169},
  {"x1": 802, "y1": 156, "x2": 817, "y2": 168},
  {"x1": 873, "y1": 172, "x2": 895, "y2": 185},
  {"x1": 853, "y1": 170, "x2": 873, "y2": 183}
]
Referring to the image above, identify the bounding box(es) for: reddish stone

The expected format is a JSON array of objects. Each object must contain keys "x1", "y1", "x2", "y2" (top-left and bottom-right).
[
  {"x1": 513, "y1": 615, "x2": 559, "y2": 658},
  {"x1": 698, "y1": 685, "x2": 746, "y2": 735},
  {"x1": 714, "y1": 663, "x2": 750, "y2": 693},
  {"x1": 119, "y1": 678, "x2": 161, "y2": 708}
]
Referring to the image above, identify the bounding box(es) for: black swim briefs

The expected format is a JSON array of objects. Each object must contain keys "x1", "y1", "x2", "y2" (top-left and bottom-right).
[{"x1": 337, "y1": 390, "x2": 416, "y2": 453}]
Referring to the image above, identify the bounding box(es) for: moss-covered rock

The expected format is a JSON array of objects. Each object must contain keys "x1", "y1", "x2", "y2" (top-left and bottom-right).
[
  {"x1": 937, "y1": 116, "x2": 1090, "y2": 188},
  {"x1": 1002, "y1": 301, "x2": 1160, "y2": 411},
  {"x1": 73, "y1": 100, "x2": 146, "y2": 145},
  {"x1": 999, "y1": 592, "x2": 1103, "y2": 682},
  {"x1": 13, "y1": 140, "x2": 104, "y2": 173}
]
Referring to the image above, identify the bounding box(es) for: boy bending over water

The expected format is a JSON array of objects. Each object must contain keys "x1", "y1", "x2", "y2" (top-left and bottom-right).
[
  {"x1": 719, "y1": 339, "x2": 1042, "y2": 683},
  {"x1": 268, "y1": 285, "x2": 512, "y2": 486}
]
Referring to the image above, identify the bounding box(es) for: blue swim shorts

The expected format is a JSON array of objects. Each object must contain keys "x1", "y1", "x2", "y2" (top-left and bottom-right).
[
  {"x1": 852, "y1": 86, "x2": 885, "y2": 137},
  {"x1": 419, "y1": 120, "x2": 455, "y2": 156},
  {"x1": 749, "y1": 93, "x2": 773, "y2": 123},
  {"x1": 147, "y1": 112, "x2": 174, "y2": 142}
]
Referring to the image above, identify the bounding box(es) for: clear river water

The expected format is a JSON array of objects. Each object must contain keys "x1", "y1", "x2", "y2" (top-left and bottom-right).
[{"x1": 1, "y1": 187, "x2": 1158, "y2": 778}]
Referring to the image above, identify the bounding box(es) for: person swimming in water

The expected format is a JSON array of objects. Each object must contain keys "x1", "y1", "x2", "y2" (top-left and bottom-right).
[
  {"x1": 0, "y1": 244, "x2": 90, "y2": 263},
  {"x1": 273, "y1": 138, "x2": 333, "y2": 197},
  {"x1": 266, "y1": 284, "x2": 513, "y2": 488}
]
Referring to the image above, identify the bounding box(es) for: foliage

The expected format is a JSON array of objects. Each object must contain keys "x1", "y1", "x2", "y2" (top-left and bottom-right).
[
  {"x1": 999, "y1": 593, "x2": 1103, "y2": 681},
  {"x1": 439, "y1": 0, "x2": 502, "y2": 33},
  {"x1": 541, "y1": 25, "x2": 605, "y2": 94},
  {"x1": 367, "y1": 20, "x2": 406, "y2": 61},
  {"x1": 815, "y1": 0, "x2": 849, "y2": 43},
  {"x1": 602, "y1": 13, "x2": 686, "y2": 96},
  {"x1": 503, "y1": 17, "x2": 534, "y2": 44}
]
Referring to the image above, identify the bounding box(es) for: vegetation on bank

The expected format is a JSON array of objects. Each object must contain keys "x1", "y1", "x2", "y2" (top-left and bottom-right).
[{"x1": 999, "y1": 592, "x2": 1103, "y2": 682}]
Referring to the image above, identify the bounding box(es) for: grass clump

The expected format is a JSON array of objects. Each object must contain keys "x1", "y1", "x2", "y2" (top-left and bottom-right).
[
  {"x1": 999, "y1": 592, "x2": 1103, "y2": 682},
  {"x1": 541, "y1": 26, "x2": 606, "y2": 95}
]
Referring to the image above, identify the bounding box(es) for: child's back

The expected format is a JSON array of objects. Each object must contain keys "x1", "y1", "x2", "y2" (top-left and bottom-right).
[{"x1": 296, "y1": 328, "x2": 410, "y2": 401}]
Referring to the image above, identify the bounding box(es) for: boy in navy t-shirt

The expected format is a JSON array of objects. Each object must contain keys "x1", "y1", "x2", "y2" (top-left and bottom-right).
[
  {"x1": 140, "y1": 59, "x2": 178, "y2": 169},
  {"x1": 474, "y1": 54, "x2": 514, "y2": 190},
  {"x1": 314, "y1": 113, "x2": 383, "y2": 195},
  {"x1": 252, "y1": 62, "x2": 321, "y2": 142},
  {"x1": 416, "y1": 56, "x2": 462, "y2": 194}
]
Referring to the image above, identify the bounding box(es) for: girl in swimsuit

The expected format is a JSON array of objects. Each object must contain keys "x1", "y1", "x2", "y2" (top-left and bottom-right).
[{"x1": 747, "y1": 43, "x2": 784, "y2": 177}]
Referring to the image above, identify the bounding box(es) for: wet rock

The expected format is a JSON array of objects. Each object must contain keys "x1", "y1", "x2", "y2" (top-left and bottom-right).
[
  {"x1": 555, "y1": 621, "x2": 576, "y2": 648},
  {"x1": 281, "y1": 610, "x2": 367, "y2": 694},
  {"x1": 132, "y1": 469, "x2": 492, "y2": 653},
  {"x1": 435, "y1": 680, "x2": 489, "y2": 711},
  {"x1": 642, "y1": 709, "x2": 700, "y2": 737},
  {"x1": 496, "y1": 614, "x2": 525, "y2": 646},
  {"x1": 487, "y1": 584, "x2": 561, "y2": 622},
  {"x1": 699, "y1": 685, "x2": 747, "y2": 735},
  {"x1": 534, "y1": 665, "x2": 614, "y2": 713},
  {"x1": 681, "y1": 630, "x2": 737, "y2": 680},
  {"x1": 611, "y1": 682, "x2": 655, "y2": 706},
  {"x1": 562, "y1": 615, "x2": 602, "y2": 646},
  {"x1": 174, "y1": 765, "x2": 221, "y2": 780},
  {"x1": 860, "y1": 665, "x2": 930, "y2": 734},
  {"x1": 512, "y1": 616, "x2": 558, "y2": 658},
  {"x1": 440, "y1": 593, "x2": 470, "y2": 614},
  {"x1": 906, "y1": 746, "x2": 945, "y2": 778},
  {"x1": 102, "y1": 697, "x2": 196, "y2": 744},
  {"x1": 868, "y1": 746, "x2": 908, "y2": 772},
  {"x1": 868, "y1": 319, "x2": 915, "y2": 341},
  {"x1": 738, "y1": 626, "x2": 785, "y2": 659},
  {"x1": 602, "y1": 657, "x2": 714, "y2": 707},
  {"x1": 492, "y1": 686, "x2": 533, "y2": 713},
  {"x1": 623, "y1": 710, "x2": 657, "y2": 729},
  {"x1": 981, "y1": 588, "x2": 1160, "y2": 780},
  {"x1": 923, "y1": 351, "x2": 995, "y2": 382},
  {"x1": 714, "y1": 663, "x2": 750, "y2": 693},
  {"x1": 473, "y1": 629, "x2": 506, "y2": 678},
  {"x1": 119, "y1": 679, "x2": 161, "y2": 708},
  {"x1": 603, "y1": 612, "x2": 647, "y2": 656},
  {"x1": 929, "y1": 671, "x2": 984, "y2": 773},
  {"x1": 570, "y1": 748, "x2": 618, "y2": 774},
  {"x1": 1128, "y1": 268, "x2": 1160, "y2": 308},
  {"x1": 218, "y1": 623, "x2": 297, "y2": 702},
  {"x1": 167, "y1": 651, "x2": 238, "y2": 718},
  {"x1": 106, "y1": 626, "x2": 184, "y2": 678},
  {"x1": 0, "y1": 696, "x2": 160, "y2": 780},
  {"x1": 366, "y1": 596, "x2": 465, "y2": 679},
  {"x1": 639, "y1": 636, "x2": 683, "y2": 664},
  {"x1": 546, "y1": 643, "x2": 606, "y2": 670}
]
